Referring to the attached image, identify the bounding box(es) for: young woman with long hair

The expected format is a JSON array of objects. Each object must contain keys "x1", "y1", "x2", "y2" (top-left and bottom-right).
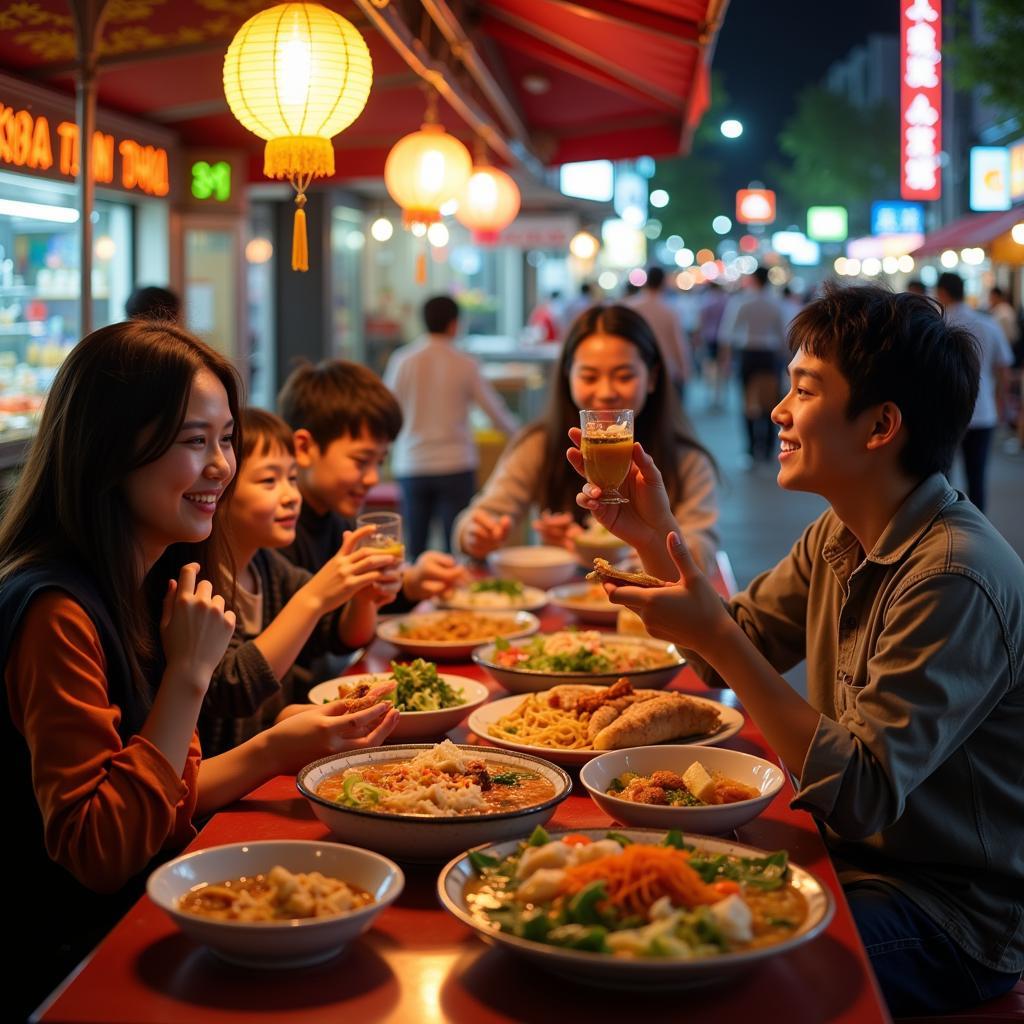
[{"x1": 454, "y1": 303, "x2": 719, "y2": 570}]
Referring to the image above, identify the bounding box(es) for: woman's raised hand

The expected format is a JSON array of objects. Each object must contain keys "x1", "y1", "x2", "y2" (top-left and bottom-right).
[
  {"x1": 160, "y1": 562, "x2": 236, "y2": 684},
  {"x1": 566, "y1": 428, "x2": 676, "y2": 552},
  {"x1": 532, "y1": 509, "x2": 582, "y2": 550},
  {"x1": 267, "y1": 700, "x2": 400, "y2": 774},
  {"x1": 462, "y1": 508, "x2": 512, "y2": 559}
]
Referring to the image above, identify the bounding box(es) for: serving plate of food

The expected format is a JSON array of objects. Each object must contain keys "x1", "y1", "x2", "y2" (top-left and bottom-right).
[
  {"x1": 439, "y1": 578, "x2": 548, "y2": 613},
  {"x1": 473, "y1": 630, "x2": 684, "y2": 692},
  {"x1": 147, "y1": 840, "x2": 404, "y2": 968},
  {"x1": 467, "y1": 682, "x2": 743, "y2": 766},
  {"x1": 438, "y1": 827, "x2": 833, "y2": 989},
  {"x1": 546, "y1": 581, "x2": 618, "y2": 626},
  {"x1": 297, "y1": 740, "x2": 572, "y2": 861},
  {"x1": 307, "y1": 660, "x2": 490, "y2": 741},
  {"x1": 580, "y1": 745, "x2": 786, "y2": 834},
  {"x1": 377, "y1": 609, "x2": 540, "y2": 660}
]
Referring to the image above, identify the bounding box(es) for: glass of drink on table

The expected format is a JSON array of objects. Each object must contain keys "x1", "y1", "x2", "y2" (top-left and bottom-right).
[
  {"x1": 580, "y1": 408, "x2": 634, "y2": 505},
  {"x1": 355, "y1": 511, "x2": 405, "y2": 560}
]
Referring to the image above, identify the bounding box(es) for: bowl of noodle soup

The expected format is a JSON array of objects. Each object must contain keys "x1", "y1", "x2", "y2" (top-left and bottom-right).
[
  {"x1": 147, "y1": 840, "x2": 403, "y2": 968},
  {"x1": 377, "y1": 610, "x2": 540, "y2": 660},
  {"x1": 298, "y1": 742, "x2": 572, "y2": 861}
]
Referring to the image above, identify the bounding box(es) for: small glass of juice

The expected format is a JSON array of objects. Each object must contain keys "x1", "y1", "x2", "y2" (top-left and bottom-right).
[
  {"x1": 355, "y1": 511, "x2": 405, "y2": 560},
  {"x1": 579, "y1": 408, "x2": 634, "y2": 505}
]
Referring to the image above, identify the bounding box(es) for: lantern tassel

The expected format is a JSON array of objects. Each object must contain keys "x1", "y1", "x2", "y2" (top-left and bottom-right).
[{"x1": 292, "y1": 191, "x2": 309, "y2": 273}]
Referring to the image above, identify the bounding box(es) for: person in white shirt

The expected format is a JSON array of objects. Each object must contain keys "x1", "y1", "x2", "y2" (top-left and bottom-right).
[
  {"x1": 628, "y1": 266, "x2": 690, "y2": 400},
  {"x1": 384, "y1": 296, "x2": 520, "y2": 558},
  {"x1": 936, "y1": 274, "x2": 1014, "y2": 513},
  {"x1": 719, "y1": 266, "x2": 788, "y2": 463}
]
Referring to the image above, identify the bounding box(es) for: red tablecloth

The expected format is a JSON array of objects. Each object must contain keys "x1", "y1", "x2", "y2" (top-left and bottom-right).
[{"x1": 36, "y1": 599, "x2": 892, "y2": 1024}]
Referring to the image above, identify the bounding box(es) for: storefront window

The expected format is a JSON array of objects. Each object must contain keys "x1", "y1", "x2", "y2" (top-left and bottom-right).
[
  {"x1": 0, "y1": 169, "x2": 134, "y2": 447},
  {"x1": 330, "y1": 205, "x2": 365, "y2": 364},
  {"x1": 245, "y1": 203, "x2": 277, "y2": 410}
]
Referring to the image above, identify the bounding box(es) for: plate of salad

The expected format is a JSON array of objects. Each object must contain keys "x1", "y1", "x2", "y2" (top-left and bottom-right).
[
  {"x1": 440, "y1": 578, "x2": 548, "y2": 612},
  {"x1": 438, "y1": 826, "x2": 833, "y2": 989},
  {"x1": 308, "y1": 660, "x2": 492, "y2": 740}
]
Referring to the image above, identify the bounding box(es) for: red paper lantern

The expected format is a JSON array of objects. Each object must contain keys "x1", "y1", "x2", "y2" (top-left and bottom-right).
[{"x1": 454, "y1": 164, "x2": 520, "y2": 244}]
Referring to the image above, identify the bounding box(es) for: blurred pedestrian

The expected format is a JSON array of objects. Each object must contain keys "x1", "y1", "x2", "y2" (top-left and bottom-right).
[
  {"x1": 936, "y1": 273, "x2": 1014, "y2": 512},
  {"x1": 563, "y1": 282, "x2": 595, "y2": 329},
  {"x1": 906, "y1": 279, "x2": 927, "y2": 296},
  {"x1": 988, "y1": 286, "x2": 1024, "y2": 453},
  {"x1": 628, "y1": 266, "x2": 690, "y2": 401},
  {"x1": 720, "y1": 267, "x2": 788, "y2": 464},
  {"x1": 697, "y1": 283, "x2": 730, "y2": 410},
  {"x1": 527, "y1": 291, "x2": 564, "y2": 343}
]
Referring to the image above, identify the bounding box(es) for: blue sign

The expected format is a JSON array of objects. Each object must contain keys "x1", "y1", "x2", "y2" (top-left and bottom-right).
[{"x1": 871, "y1": 201, "x2": 925, "y2": 236}]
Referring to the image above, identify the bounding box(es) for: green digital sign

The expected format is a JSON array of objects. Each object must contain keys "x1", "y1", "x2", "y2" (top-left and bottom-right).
[
  {"x1": 191, "y1": 160, "x2": 232, "y2": 202},
  {"x1": 806, "y1": 206, "x2": 848, "y2": 242}
]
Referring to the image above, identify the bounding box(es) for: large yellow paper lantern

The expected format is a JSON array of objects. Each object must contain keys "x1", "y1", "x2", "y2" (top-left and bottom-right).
[
  {"x1": 223, "y1": 3, "x2": 372, "y2": 270},
  {"x1": 384, "y1": 122, "x2": 472, "y2": 230},
  {"x1": 455, "y1": 164, "x2": 520, "y2": 244}
]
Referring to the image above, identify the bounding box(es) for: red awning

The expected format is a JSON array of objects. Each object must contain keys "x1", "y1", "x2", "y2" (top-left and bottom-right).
[
  {"x1": 913, "y1": 203, "x2": 1024, "y2": 256},
  {"x1": 0, "y1": 0, "x2": 726, "y2": 180}
]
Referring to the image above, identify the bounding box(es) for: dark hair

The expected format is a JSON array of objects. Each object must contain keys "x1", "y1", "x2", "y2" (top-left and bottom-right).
[
  {"x1": 519, "y1": 304, "x2": 714, "y2": 519},
  {"x1": 989, "y1": 286, "x2": 1007, "y2": 301},
  {"x1": 788, "y1": 283, "x2": 980, "y2": 478},
  {"x1": 645, "y1": 266, "x2": 665, "y2": 290},
  {"x1": 125, "y1": 285, "x2": 180, "y2": 321},
  {"x1": 752, "y1": 266, "x2": 770, "y2": 287},
  {"x1": 906, "y1": 279, "x2": 926, "y2": 295},
  {"x1": 936, "y1": 272, "x2": 965, "y2": 303},
  {"x1": 240, "y1": 407, "x2": 295, "y2": 461},
  {"x1": 277, "y1": 359, "x2": 402, "y2": 449},
  {"x1": 423, "y1": 295, "x2": 460, "y2": 334},
  {"x1": 0, "y1": 320, "x2": 242, "y2": 697}
]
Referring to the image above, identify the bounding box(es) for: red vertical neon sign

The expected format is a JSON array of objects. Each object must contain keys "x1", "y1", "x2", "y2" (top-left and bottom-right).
[{"x1": 900, "y1": 0, "x2": 942, "y2": 200}]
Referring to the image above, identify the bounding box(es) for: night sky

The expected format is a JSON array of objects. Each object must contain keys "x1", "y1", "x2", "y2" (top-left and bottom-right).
[{"x1": 709, "y1": 0, "x2": 900, "y2": 197}]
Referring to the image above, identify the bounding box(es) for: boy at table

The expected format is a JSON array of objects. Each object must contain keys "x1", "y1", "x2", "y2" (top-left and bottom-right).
[
  {"x1": 571, "y1": 283, "x2": 1024, "y2": 1016},
  {"x1": 276, "y1": 359, "x2": 466, "y2": 607}
]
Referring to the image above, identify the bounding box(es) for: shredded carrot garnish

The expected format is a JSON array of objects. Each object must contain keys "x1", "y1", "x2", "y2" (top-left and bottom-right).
[{"x1": 559, "y1": 845, "x2": 719, "y2": 917}]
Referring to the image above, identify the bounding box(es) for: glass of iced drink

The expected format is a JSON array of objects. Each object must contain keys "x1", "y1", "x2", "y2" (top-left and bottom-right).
[
  {"x1": 355, "y1": 511, "x2": 405, "y2": 560},
  {"x1": 579, "y1": 408, "x2": 634, "y2": 505}
]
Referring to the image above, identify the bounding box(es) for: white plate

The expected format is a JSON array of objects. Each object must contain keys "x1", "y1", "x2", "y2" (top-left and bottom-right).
[
  {"x1": 297, "y1": 745, "x2": 572, "y2": 862},
  {"x1": 439, "y1": 583, "x2": 548, "y2": 613},
  {"x1": 377, "y1": 610, "x2": 540, "y2": 660},
  {"x1": 438, "y1": 828, "x2": 833, "y2": 989},
  {"x1": 467, "y1": 690, "x2": 744, "y2": 766},
  {"x1": 308, "y1": 673, "x2": 491, "y2": 741},
  {"x1": 546, "y1": 581, "x2": 619, "y2": 626},
  {"x1": 473, "y1": 634, "x2": 684, "y2": 693}
]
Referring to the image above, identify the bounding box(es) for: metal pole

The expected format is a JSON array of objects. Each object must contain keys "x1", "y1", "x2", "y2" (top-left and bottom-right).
[{"x1": 70, "y1": 0, "x2": 110, "y2": 337}]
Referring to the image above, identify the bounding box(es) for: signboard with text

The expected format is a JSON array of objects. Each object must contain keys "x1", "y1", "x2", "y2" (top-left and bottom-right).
[
  {"x1": 871, "y1": 200, "x2": 925, "y2": 235},
  {"x1": 900, "y1": 0, "x2": 942, "y2": 200},
  {"x1": 969, "y1": 147, "x2": 1011, "y2": 211},
  {"x1": 1009, "y1": 138, "x2": 1024, "y2": 203}
]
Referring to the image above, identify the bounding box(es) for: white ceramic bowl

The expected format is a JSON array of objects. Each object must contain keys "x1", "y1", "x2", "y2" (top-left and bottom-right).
[
  {"x1": 472, "y1": 633, "x2": 685, "y2": 693},
  {"x1": 297, "y1": 744, "x2": 572, "y2": 862},
  {"x1": 439, "y1": 582, "x2": 548, "y2": 613},
  {"x1": 147, "y1": 840, "x2": 404, "y2": 969},
  {"x1": 307, "y1": 673, "x2": 491, "y2": 741},
  {"x1": 486, "y1": 546, "x2": 579, "y2": 589},
  {"x1": 571, "y1": 531, "x2": 632, "y2": 567},
  {"x1": 546, "y1": 581, "x2": 619, "y2": 626},
  {"x1": 580, "y1": 745, "x2": 785, "y2": 834},
  {"x1": 438, "y1": 828, "x2": 833, "y2": 989},
  {"x1": 376, "y1": 609, "x2": 539, "y2": 660}
]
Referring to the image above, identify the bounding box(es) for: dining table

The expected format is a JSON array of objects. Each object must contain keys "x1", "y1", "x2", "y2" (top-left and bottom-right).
[{"x1": 35, "y1": 578, "x2": 893, "y2": 1024}]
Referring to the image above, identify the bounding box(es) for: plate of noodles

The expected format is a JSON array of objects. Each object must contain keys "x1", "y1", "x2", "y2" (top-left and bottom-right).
[
  {"x1": 437, "y1": 827, "x2": 833, "y2": 989},
  {"x1": 473, "y1": 630, "x2": 684, "y2": 692},
  {"x1": 467, "y1": 683, "x2": 743, "y2": 766},
  {"x1": 377, "y1": 610, "x2": 540, "y2": 660}
]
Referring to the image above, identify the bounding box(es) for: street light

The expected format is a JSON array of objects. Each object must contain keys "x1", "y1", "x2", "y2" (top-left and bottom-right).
[{"x1": 721, "y1": 119, "x2": 743, "y2": 139}]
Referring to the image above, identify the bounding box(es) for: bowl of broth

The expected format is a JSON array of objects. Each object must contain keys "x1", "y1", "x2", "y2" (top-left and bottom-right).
[
  {"x1": 297, "y1": 741, "x2": 572, "y2": 861},
  {"x1": 147, "y1": 840, "x2": 404, "y2": 968}
]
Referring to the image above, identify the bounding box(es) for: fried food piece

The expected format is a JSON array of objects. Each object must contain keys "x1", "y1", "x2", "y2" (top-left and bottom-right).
[
  {"x1": 586, "y1": 704, "x2": 620, "y2": 743},
  {"x1": 592, "y1": 693, "x2": 721, "y2": 750},
  {"x1": 648, "y1": 770, "x2": 689, "y2": 790},
  {"x1": 575, "y1": 677, "x2": 634, "y2": 715},
  {"x1": 585, "y1": 558, "x2": 669, "y2": 589}
]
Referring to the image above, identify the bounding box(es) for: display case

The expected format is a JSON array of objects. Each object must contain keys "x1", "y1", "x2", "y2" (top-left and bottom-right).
[{"x1": 0, "y1": 169, "x2": 133, "y2": 459}]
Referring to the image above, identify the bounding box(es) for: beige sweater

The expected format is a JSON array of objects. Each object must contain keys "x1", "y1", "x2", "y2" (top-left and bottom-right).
[{"x1": 453, "y1": 428, "x2": 719, "y2": 572}]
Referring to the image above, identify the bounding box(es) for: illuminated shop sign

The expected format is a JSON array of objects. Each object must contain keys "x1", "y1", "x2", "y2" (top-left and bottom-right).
[
  {"x1": 191, "y1": 160, "x2": 232, "y2": 202},
  {"x1": 735, "y1": 189, "x2": 776, "y2": 225},
  {"x1": 969, "y1": 147, "x2": 1011, "y2": 212},
  {"x1": 900, "y1": 0, "x2": 942, "y2": 201},
  {"x1": 0, "y1": 98, "x2": 170, "y2": 196},
  {"x1": 871, "y1": 201, "x2": 925, "y2": 235},
  {"x1": 807, "y1": 206, "x2": 848, "y2": 242},
  {"x1": 1008, "y1": 138, "x2": 1024, "y2": 203}
]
